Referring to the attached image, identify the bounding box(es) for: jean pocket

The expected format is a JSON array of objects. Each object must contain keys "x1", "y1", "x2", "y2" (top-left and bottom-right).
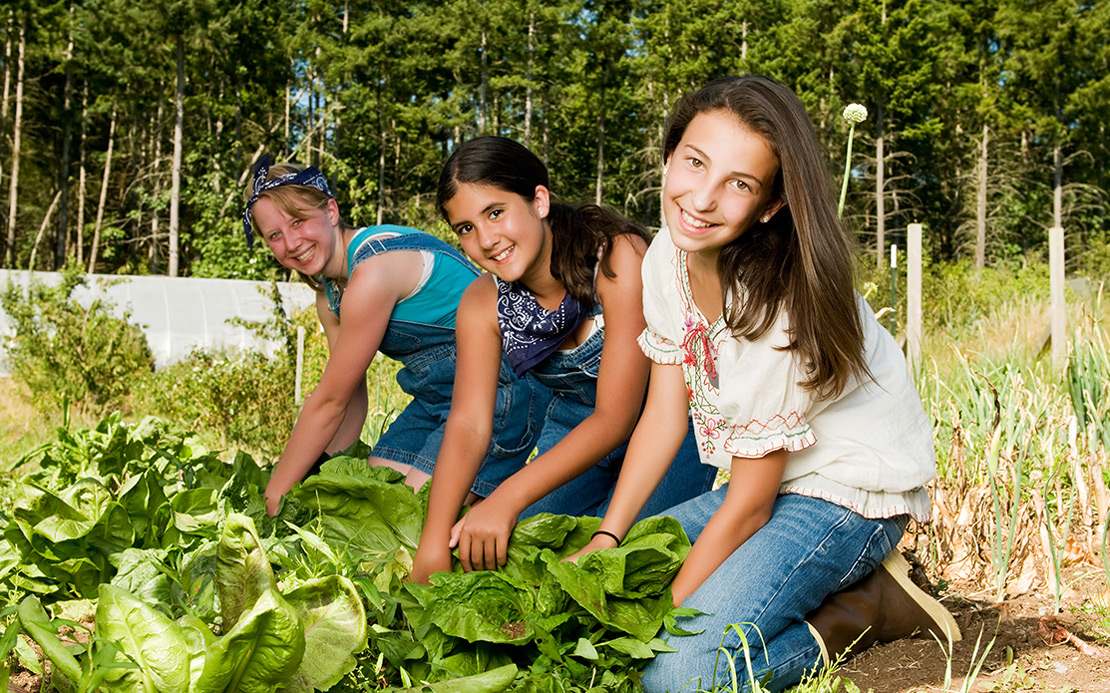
[
  {"x1": 488, "y1": 378, "x2": 543, "y2": 460},
  {"x1": 839, "y1": 520, "x2": 900, "y2": 589}
]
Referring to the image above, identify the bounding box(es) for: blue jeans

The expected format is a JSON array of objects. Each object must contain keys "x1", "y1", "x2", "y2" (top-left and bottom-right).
[
  {"x1": 641, "y1": 490, "x2": 906, "y2": 692},
  {"x1": 376, "y1": 320, "x2": 545, "y2": 497},
  {"x1": 521, "y1": 413, "x2": 715, "y2": 520},
  {"x1": 520, "y1": 326, "x2": 716, "y2": 519}
]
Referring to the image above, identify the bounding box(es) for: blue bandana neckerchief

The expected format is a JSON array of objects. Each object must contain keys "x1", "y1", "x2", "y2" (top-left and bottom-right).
[
  {"x1": 241, "y1": 153, "x2": 333, "y2": 248},
  {"x1": 496, "y1": 278, "x2": 588, "y2": 377}
]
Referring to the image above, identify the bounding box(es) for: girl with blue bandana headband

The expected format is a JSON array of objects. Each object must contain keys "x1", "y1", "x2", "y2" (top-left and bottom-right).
[
  {"x1": 409, "y1": 137, "x2": 716, "y2": 584},
  {"x1": 242, "y1": 155, "x2": 542, "y2": 517}
]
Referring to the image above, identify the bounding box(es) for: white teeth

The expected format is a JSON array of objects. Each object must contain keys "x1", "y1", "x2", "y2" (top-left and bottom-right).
[
  {"x1": 681, "y1": 209, "x2": 713, "y2": 229},
  {"x1": 295, "y1": 248, "x2": 313, "y2": 263},
  {"x1": 492, "y1": 247, "x2": 512, "y2": 261}
]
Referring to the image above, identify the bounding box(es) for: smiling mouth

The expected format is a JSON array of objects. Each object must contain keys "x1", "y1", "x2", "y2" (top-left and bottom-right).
[
  {"x1": 680, "y1": 208, "x2": 716, "y2": 230},
  {"x1": 490, "y1": 246, "x2": 513, "y2": 262},
  {"x1": 294, "y1": 247, "x2": 315, "y2": 264}
]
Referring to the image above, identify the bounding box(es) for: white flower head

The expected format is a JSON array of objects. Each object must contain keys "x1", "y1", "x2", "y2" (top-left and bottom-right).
[{"x1": 842, "y1": 103, "x2": 868, "y2": 124}]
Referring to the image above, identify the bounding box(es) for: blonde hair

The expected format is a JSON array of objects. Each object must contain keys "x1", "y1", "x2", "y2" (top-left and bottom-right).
[{"x1": 243, "y1": 163, "x2": 352, "y2": 291}]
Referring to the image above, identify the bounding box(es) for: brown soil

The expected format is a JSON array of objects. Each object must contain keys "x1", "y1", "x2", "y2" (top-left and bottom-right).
[{"x1": 839, "y1": 565, "x2": 1110, "y2": 693}]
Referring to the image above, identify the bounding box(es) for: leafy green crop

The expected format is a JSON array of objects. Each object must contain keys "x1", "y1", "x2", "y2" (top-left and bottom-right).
[
  {"x1": 19, "y1": 514, "x2": 367, "y2": 693},
  {"x1": 2, "y1": 415, "x2": 696, "y2": 692}
]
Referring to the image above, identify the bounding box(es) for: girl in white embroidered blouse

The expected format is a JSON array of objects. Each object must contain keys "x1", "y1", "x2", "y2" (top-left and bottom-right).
[
  {"x1": 571, "y1": 76, "x2": 959, "y2": 691},
  {"x1": 409, "y1": 137, "x2": 716, "y2": 585}
]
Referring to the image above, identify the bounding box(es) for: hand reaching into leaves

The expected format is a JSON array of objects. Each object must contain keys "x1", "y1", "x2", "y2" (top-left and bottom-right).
[{"x1": 450, "y1": 495, "x2": 523, "y2": 572}]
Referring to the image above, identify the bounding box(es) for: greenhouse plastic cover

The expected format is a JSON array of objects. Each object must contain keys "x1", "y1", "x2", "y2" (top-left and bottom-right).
[{"x1": 0, "y1": 270, "x2": 318, "y2": 373}]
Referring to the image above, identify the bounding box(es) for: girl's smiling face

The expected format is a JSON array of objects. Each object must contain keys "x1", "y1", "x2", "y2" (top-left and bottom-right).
[
  {"x1": 443, "y1": 182, "x2": 551, "y2": 284},
  {"x1": 663, "y1": 109, "x2": 784, "y2": 262},
  {"x1": 252, "y1": 195, "x2": 344, "y2": 277}
]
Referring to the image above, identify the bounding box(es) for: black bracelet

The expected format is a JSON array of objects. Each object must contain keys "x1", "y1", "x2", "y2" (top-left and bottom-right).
[{"x1": 592, "y1": 529, "x2": 622, "y2": 546}]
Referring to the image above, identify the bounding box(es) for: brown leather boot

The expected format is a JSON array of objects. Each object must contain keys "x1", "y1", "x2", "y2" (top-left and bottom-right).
[{"x1": 805, "y1": 550, "x2": 961, "y2": 666}]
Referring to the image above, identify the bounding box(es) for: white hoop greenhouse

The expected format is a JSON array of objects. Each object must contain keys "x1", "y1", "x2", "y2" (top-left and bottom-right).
[{"x1": 0, "y1": 270, "x2": 318, "y2": 374}]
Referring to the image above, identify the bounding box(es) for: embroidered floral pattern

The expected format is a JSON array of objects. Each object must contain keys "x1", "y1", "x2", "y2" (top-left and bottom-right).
[{"x1": 681, "y1": 314, "x2": 719, "y2": 382}]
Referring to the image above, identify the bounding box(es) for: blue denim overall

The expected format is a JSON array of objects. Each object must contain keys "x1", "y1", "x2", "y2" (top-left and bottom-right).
[
  {"x1": 520, "y1": 304, "x2": 717, "y2": 518},
  {"x1": 329, "y1": 230, "x2": 543, "y2": 496}
]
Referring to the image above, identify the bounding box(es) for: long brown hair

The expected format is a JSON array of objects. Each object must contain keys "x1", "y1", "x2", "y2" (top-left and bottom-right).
[
  {"x1": 436, "y1": 136, "x2": 650, "y2": 306},
  {"x1": 664, "y1": 75, "x2": 867, "y2": 400},
  {"x1": 242, "y1": 163, "x2": 354, "y2": 291}
]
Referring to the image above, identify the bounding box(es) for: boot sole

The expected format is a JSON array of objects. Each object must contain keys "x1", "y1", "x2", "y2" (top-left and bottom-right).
[{"x1": 881, "y1": 551, "x2": 962, "y2": 644}]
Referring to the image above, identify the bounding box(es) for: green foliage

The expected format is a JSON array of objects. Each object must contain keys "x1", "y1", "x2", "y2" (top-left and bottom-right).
[
  {"x1": 136, "y1": 349, "x2": 299, "y2": 457},
  {"x1": 133, "y1": 283, "x2": 314, "y2": 456},
  {"x1": 1, "y1": 266, "x2": 155, "y2": 415},
  {"x1": 18, "y1": 513, "x2": 368, "y2": 693},
  {"x1": 3, "y1": 416, "x2": 692, "y2": 691}
]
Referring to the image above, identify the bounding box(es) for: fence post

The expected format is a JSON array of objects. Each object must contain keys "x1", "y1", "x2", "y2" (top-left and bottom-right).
[
  {"x1": 295, "y1": 325, "x2": 305, "y2": 404},
  {"x1": 907, "y1": 223, "x2": 923, "y2": 375},
  {"x1": 1050, "y1": 225, "x2": 1066, "y2": 369}
]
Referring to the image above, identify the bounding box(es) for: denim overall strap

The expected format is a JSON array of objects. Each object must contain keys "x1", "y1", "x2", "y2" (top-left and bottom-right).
[
  {"x1": 347, "y1": 226, "x2": 475, "y2": 273},
  {"x1": 325, "y1": 227, "x2": 478, "y2": 320}
]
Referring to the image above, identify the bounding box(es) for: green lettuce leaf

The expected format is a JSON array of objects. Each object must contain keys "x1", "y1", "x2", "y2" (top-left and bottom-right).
[
  {"x1": 95, "y1": 583, "x2": 191, "y2": 693},
  {"x1": 282, "y1": 575, "x2": 368, "y2": 693},
  {"x1": 384, "y1": 663, "x2": 518, "y2": 693},
  {"x1": 215, "y1": 514, "x2": 276, "y2": 630},
  {"x1": 194, "y1": 587, "x2": 306, "y2": 693}
]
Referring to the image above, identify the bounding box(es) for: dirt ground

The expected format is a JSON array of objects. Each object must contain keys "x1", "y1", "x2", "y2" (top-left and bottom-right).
[{"x1": 838, "y1": 563, "x2": 1110, "y2": 693}]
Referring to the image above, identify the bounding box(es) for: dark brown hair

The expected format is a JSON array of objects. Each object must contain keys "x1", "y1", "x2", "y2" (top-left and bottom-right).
[
  {"x1": 437, "y1": 136, "x2": 649, "y2": 306},
  {"x1": 664, "y1": 75, "x2": 867, "y2": 400},
  {"x1": 242, "y1": 163, "x2": 353, "y2": 291}
]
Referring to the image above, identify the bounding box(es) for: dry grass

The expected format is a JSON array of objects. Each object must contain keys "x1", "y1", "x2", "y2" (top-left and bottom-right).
[
  {"x1": 907, "y1": 293, "x2": 1110, "y2": 606},
  {"x1": 0, "y1": 377, "x2": 65, "y2": 469}
]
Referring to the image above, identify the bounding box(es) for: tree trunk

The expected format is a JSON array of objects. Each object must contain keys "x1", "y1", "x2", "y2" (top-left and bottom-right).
[
  {"x1": 76, "y1": 82, "x2": 87, "y2": 266},
  {"x1": 169, "y1": 33, "x2": 184, "y2": 276},
  {"x1": 150, "y1": 94, "x2": 165, "y2": 273},
  {"x1": 542, "y1": 90, "x2": 550, "y2": 165},
  {"x1": 524, "y1": 10, "x2": 534, "y2": 147},
  {"x1": 29, "y1": 189, "x2": 62, "y2": 270},
  {"x1": 377, "y1": 88, "x2": 387, "y2": 225},
  {"x1": 975, "y1": 122, "x2": 988, "y2": 269},
  {"x1": 55, "y1": 6, "x2": 76, "y2": 269},
  {"x1": 4, "y1": 21, "x2": 24, "y2": 267},
  {"x1": 874, "y1": 99, "x2": 885, "y2": 269},
  {"x1": 595, "y1": 112, "x2": 605, "y2": 205},
  {"x1": 478, "y1": 29, "x2": 489, "y2": 133},
  {"x1": 88, "y1": 104, "x2": 116, "y2": 274},
  {"x1": 1, "y1": 9, "x2": 11, "y2": 121}
]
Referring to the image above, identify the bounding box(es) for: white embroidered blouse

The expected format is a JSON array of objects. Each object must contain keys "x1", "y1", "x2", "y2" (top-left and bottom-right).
[{"x1": 638, "y1": 226, "x2": 934, "y2": 521}]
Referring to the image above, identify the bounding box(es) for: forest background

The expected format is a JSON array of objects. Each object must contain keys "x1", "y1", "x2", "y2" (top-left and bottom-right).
[
  {"x1": 4, "y1": 2, "x2": 1110, "y2": 691},
  {"x1": 0, "y1": 0, "x2": 1108, "y2": 280}
]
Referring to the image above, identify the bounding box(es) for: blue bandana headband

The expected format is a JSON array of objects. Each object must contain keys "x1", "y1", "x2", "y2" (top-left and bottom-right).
[{"x1": 241, "y1": 153, "x2": 333, "y2": 248}]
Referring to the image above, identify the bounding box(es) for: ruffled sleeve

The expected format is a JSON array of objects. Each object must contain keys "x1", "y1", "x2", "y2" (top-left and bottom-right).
[
  {"x1": 715, "y1": 310, "x2": 818, "y2": 459},
  {"x1": 637, "y1": 227, "x2": 686, "y2": 366}
]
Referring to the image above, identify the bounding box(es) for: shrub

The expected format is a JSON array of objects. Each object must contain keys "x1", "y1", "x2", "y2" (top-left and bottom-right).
[
  {"x1": 1, "y1": 264, "x2": 154, "y2": 415},
  {"x1": 138, "y1": 347, "x2": 299, "y2": 456}
]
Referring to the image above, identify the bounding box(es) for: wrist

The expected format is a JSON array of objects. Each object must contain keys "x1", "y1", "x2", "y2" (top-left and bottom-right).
[
  {"x1": 487, "y1": 479, "x2": 530, "y2": 515},
  {"x1": 591, "y1": 529, "x2": 622, "y2": 547}
]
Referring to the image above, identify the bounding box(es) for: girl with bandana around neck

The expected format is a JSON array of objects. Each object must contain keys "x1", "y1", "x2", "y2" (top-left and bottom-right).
[
  {"x1": 569, "y1": 76, "x2": 959, "y2": 691},
  {"x1": 410, "y1": 137, "x2": 716, "y2": 584},
  {"x1": 242, "y1": 155, "x2": 541, "y2": 517}
]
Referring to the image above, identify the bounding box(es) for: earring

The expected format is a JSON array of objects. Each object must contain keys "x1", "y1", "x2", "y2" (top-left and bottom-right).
[{"x1": 761, "y1": 214, "x2": 770, "y2": 224}]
